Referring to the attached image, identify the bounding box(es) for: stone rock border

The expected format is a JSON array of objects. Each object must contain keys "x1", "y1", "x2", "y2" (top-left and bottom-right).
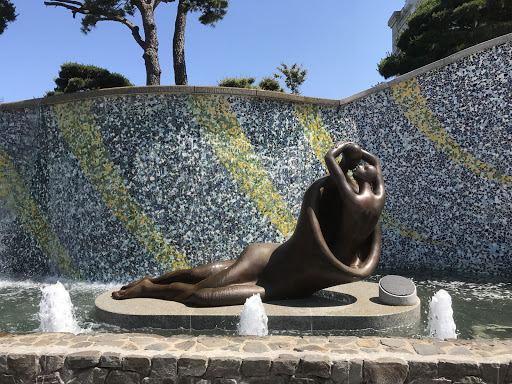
[{"x1": 0, "y1": 333, "x2": 511, "y2": 383}]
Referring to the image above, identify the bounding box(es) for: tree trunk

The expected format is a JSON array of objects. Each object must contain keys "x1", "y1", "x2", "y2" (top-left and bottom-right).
[
  {"x1": 139, "y1": 3, "x2": 162, "y2": 85},
  {"x1": 173, "y1": 0, "x2": 188, "y2": 85}
]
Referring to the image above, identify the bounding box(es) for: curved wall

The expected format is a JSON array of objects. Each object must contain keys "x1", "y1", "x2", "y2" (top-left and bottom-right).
[{"x1": 1, "y1": 34, "x2": 511, "y2": 281}]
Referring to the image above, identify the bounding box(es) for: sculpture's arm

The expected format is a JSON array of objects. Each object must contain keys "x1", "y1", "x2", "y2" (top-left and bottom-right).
[
  {"x1": 324, "y1": 143, "x2": 359, "y2": 201},
  {"x1": 361, "y1": 150, "x2": 385, "y2": 197}
]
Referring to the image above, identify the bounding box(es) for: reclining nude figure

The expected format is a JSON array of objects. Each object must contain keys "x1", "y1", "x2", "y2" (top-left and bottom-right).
[{"x1": 112, "y1": 142, "x2": 385, "y2": 306}]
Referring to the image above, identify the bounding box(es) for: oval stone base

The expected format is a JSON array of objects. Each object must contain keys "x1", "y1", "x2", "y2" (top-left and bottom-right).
[{"x1": 95, "y1": 281, "x2": 420, "y2": 332}]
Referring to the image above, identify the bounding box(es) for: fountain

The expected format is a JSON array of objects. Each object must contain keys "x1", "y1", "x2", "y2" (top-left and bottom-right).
[
  {"x1": 427, "y1": 289, "x2": 457, "y2": 339},
  {"x1": 236, "y1": 294, "x2": 268, "y2": 336},
  {"x1": 38, "y1": 281, "x2": 83, "y2": 334}
]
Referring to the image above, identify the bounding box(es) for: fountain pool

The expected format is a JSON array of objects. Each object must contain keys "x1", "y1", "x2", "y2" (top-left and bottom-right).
[{"x1": 0, "y1": 270, "x2": 510, "y2": 339}]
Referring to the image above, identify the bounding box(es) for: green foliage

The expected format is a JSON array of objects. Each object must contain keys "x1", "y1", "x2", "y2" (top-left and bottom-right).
[
  {"x1": 0, "y1": 0, "x2": 16, "y2": 35},
  {"x1": 46, "y1": 62, "x2": 133, "y2": 96},
  {"x1": 188, "y1": 0, "x2": 229, "y2": 26},
  {"x1": 274, "y1": 62, "x2": 307, "y2": 95},
  {"x1": 378, "y1": 0, "x2": 512, "y2": 78},
  {"x1": 217, "y1": 76, "x2": 257, "y2": 89},
  {"x1": 258, "y1": 77, "x2": 284, "y2": 92}
]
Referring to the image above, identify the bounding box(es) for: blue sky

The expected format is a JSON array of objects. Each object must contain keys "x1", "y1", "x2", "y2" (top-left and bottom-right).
[{"x1": 0, "y1": 0, "x2": 405, "y2": 103}]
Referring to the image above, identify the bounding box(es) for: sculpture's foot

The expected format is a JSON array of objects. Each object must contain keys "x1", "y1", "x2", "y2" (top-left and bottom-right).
[
  {"x1": 120, "y1": 276, "x2": 152, "y2": 291},
  {"x1": 112, "y1": 279, "x2": 152, "y2": 300}
]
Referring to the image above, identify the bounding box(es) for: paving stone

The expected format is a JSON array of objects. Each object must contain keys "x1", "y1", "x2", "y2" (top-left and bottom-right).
[
  {"x1": 412, "y1": 344, "x2": 445, "y2": 356},
  {"x1": 332, "y1": 349, "x2": 359, "y2": 355},
  {"x1": 176, "y1": 341, "x2": 196, "y2": 351},
  {"x1": 331, "y1": 360, "x2": 349, "y2": 383},
  {"x1": 449, "y1": 347, "x2": 473, "y2": 355},
  {"x1": 151, "y1": 355, "x2": 178, "y2": 378},
  {"x1": 269, "y1": 342, "x2": 291, "y2": 351},
  {"x1": 242, "y1": 342, "x2": 269, "y2": 353},
  {"x1": 438, "y1": 360, "x2": 480, "y2": 381},
  {"x1": 123, "y1": 355, "x2": 151, "y2": 375},
  {"x1": 454, "y1": 377, "x2": 485, "y2": 384},
  {"x1": 7, "y1": 353, "x2": 40, "y2": 378},
  {"x1": 146, "y1": 343, "x2": 171, "y2": 351},
  {"x1": 206, "y1": 357, "x2": 241, "y2": 378},
  {"x1": 178, "y1": 355, "x2": 208, "y2": 377},
  {"x1": 241, "y1": 377, "x2": 285, "y2": 384},
  {"x1": 407, "y1": 379, "x2": 451, "y2": 384},
  {"x1": 35, "y1": 372, "x2": 64, "y2": 384},
  {"x1": 357, "y1": 339, "x2": 380, "y2": 348},
  {"x1": 380, "y1": 339, "x2": 407, "y2": 348},
  {"x1": 68, "y1": 367, "x2": 108, "y2": 384},
  {"x1": 241, "y1": 357, "x2": 271, "y2": 377},
  {"x1": 66, "y1": 350, "x2": 101, "y2": 369},
  {"x1": 301, "y1": 355, "x2": 332, "y2": 378},
  {"x1": 105, "y1": 369, "x2": 142, "y2": 384},
  {"x1": 40, "y1": 354, "x2": 65, "y2": 372},
  {"x1": 328, "y1": 336, "x2": 358, "y2": 345},
  {"x1": 100, "y1": 353, "x2": 122, "y2": 368},
  {"x1": 198, "y1": 338, "x2": 229, "y2": 349},
  {"x1": 364, "y1": 358, "x2": 409, "y2": 384},
  {"x1": 213, "y1": 379, "x2": 237, "y2": 384},
  {"x1": 271, "y1": 354, "x2": 299, "y2": 376},
  {"x1": 294, "y1": 344, "x2": 327, "y2": 352}
]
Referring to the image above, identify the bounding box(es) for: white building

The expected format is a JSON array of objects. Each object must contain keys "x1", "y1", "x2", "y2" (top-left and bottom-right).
[{"x1": 388, "y1": 0, "x2": 420, "y2": 53}]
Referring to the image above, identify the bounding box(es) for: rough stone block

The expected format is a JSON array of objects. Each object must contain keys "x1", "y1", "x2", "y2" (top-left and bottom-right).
[
  {"x1": 178, "y1": 378, "x2": 210, "y2": 384},
  {"x1": 35, "y1": 372, "x2": 65, "y2": 384},
  {"x1": 504, "y1": 362, "x2": 512, "y2": 384},
  {"x1": 271, "y1": 354, "x2": 299, "y2": 376},
  {"x1": 178, "y1": 355, "x2": 208, "y2": 377},
  {"x1": 143, "y1": 377, "x2": 177, "y2": 384},
  {"x1": 7, "y1": 353, "x2": 40, "y2": 378},
  {"x1": 364, "y1": 358, "x2": 409, "y2": 384},
  {"x1": 438, "y1": 360, "x2": 480, "y2": 381},
  {"x1": 100, "y1": 353, "x2": 122, "y2": 368},
  {"x1": 408, "y1": 360, "x2": 438, "y2": 381},
  {"x1": 453, "y1": 377, "x2": 485, "y2": 384},
  {"x1": 300, "y1": 356, "x2": 332, "y2": 378},
  {"x1": 0, "y1": 374, "x2": 15, "y2": 384},
  {"x1": 206, "y1": 357, "x2": 241, "y2": 378},
  {"x1": 213, "y1": 379, "x2": 237, "y2": 384},
  {"x1": 241, "y1": 377, "x2": 285, "y2": 384},
  {"x1": 407, "y1": 379, "x2": 451, "y2": 384},
  {"x1": 151, "y1": 355, "x2": 178, "y2": 378},
  {"x1": 331, "y1": 360, "x2": 349, "y2": 383},
  {"x1": 481, "y1": 362, "x2": 508, "y2": 384},
  {"x1": 0, "y1": 355, "x2": 7, "y2": 374},
  {"x1": 106, "y1": 369, "x2": 142, "y2": 384},
  {"x1": 68, "y1": 367, "x2": 108, "y2": 384},
  {"x1": 289, "y1": 377, "x2": 316, "y2": 383},
  {"x1": 40, "y1": 354, "x2": 65, "y2": 373},
  {"x1": 65, "y1": 350, "x2": 101, "y2": 369},
  {"x1": 349, "y1": 359, "x2": 364, "y2": 384},
  {"x1": 241, "y1": 357, "x2": 271, "y2": 377},
  {"x1": 123, "y1": 355, "x2": 151, "y2": 375}
]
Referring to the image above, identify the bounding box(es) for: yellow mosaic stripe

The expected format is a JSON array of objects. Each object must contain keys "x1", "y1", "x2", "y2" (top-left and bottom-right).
[
  {"x1": 295, "y1": 104, "x2": 432, "y2": 243},
  {"x1": 189, "y1": 95, "x2": 296, "y2": 239},
  {"x1": 295, "y1": 104, "x2": 332, "y2": 167},
  {"x1": 392, "y1": 77, "x2": 512, "y2": 185},
  {"x1": 53, "y1": 102, "x2": 188, "y2": 270},
  {"x1": 0, "y1": 146, "x2": 79, "y2": 278}
]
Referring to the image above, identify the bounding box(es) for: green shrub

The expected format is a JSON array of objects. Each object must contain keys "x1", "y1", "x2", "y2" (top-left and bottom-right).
[
  {"x1": 258, "y1": 77, "x2": 284, "y2": 92},
  {"x1": 46, "y1": 62, "x2": 133, "y2": 96},
  {"x1": 217, "y1": 76, "x2": 256, "y2": 89}
]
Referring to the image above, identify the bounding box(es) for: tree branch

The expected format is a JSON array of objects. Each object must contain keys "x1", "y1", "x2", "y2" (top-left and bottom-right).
[{"x1": 44, "y1": 0, "x2": 145, "y2": 49}]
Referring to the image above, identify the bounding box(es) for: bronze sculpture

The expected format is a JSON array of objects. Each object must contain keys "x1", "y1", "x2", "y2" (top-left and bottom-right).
[{"x1": 112, "y1": 142, "x2": 385, "y2": 306}]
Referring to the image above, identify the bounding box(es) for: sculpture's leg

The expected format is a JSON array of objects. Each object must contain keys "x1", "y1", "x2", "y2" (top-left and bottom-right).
[
  {"x1": 120, "y1": 260, "x2": 235, "y2": 290},
  {"x1": 186, "y1": 284, "x2": 266, "y2": 307}
]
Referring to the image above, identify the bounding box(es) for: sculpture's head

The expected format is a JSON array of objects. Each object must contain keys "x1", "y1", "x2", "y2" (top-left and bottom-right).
[
  {"x1": 340, "y1": 143, "x2": 362, "y2": 171},
  {"x1": 353, "y1": 164, "x2": 377, "y2": 184}
]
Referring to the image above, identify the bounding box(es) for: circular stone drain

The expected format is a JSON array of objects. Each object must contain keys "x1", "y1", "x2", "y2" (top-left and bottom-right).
[{"x1": 379, "y1": 275, "x2": 419, "y2": 306}]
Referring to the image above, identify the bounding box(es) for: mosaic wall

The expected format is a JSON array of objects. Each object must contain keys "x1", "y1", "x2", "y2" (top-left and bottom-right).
[{"x1": 1, "y1": 39, "x2": 511, "y2": 282}]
